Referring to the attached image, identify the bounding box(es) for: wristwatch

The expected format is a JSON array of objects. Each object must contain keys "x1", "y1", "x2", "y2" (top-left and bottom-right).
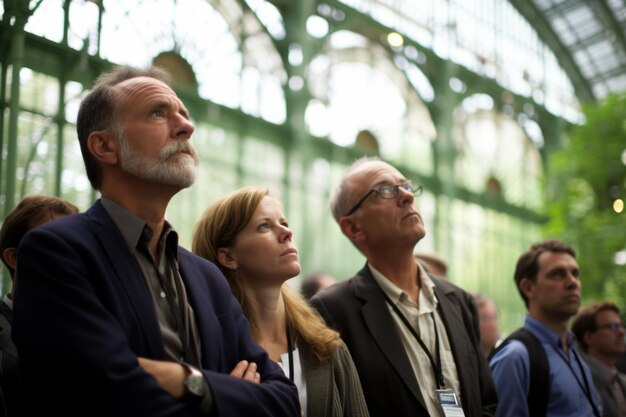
[{"x1": 181, "y1": 362, "x2": 205, "y2": 404}]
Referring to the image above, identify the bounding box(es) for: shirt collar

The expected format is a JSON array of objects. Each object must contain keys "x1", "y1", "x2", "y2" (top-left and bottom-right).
[
  {"x1": 524, "y1": 314, "x2": 576, "y2": 349},
  {"x1": 369, "y1": 262, "x2": 438, "y2": 309},
  {"x1": 100, "y1": 197, "x2": 178, "y2": 261}
]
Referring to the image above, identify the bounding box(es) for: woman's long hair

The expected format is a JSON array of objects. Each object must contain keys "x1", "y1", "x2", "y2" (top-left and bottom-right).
[{"x1": 192, "y1": 186, "x2": 340, "y2": 364}]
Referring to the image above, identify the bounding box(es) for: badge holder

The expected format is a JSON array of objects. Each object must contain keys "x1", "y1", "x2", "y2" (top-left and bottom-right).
[{"x1": 436, "y1": 389, "x2": 466, "y2": 417}]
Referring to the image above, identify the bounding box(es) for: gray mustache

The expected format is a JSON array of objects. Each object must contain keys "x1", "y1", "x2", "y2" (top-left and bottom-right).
[{"x1": 161, "y1": 142, "x2": 199, "y2": 164}]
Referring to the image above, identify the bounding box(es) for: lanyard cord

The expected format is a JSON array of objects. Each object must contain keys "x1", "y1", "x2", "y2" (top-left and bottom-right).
[
  {"x1": 381, "y1": 290, "x2": 445, "y2": 389},
  {"x1": 551, "y1": 344, "x2": 601, "y2": 417},
  {"x1": 286, "y1": 323, "x2": 294, "y2": 382}
]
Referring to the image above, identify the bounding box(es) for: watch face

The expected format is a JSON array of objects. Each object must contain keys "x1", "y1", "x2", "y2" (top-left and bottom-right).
[{"x1": 187, "y1": 372, "x2": 204, "y2": 397}]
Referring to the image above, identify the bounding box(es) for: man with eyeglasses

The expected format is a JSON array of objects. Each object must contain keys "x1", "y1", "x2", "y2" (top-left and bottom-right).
[
  {"x1": 489, "y1": 239, "x2": 603, "y2": 417},
  {"x1": 572, "y1": 302, "x2": 626, "y2": 417},
  {"x1": 310, "y1": 157, "x2": 497, "y2": 417}
]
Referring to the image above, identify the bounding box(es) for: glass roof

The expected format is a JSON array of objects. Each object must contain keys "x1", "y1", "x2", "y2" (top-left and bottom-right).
[
  {"x1": 337, "y1": 0, "x2": 583, "y2": 122},
  {"x1": 520, "y1": 0, "x2": 626, "y2": 100}
]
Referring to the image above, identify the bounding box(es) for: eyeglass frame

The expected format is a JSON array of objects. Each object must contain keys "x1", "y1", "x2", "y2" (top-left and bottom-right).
[
  {"x1": 344, "y1": 180, "x2": 423, "y2": 216},
  {"x1": 595, "y1": 322, "x2": 626, "y2": 331}
]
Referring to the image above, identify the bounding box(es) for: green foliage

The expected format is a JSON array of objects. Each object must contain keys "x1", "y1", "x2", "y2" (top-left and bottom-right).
[{"x1": 545, "y1": 94, "x2": 626, "y2": 305}]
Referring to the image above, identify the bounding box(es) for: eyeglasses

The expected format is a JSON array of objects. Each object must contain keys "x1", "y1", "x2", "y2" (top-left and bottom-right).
[
  {"x1": 345, "y1": 181, "x2": 423, "y2": 216},
  {"x1": 595, "y1": 322, "x2": 626, "y2": 331}
]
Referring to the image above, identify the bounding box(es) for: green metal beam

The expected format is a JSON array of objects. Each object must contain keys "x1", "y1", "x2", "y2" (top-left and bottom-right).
[{"x1": 508, "y1": 0, "x2": 596, "y2": 102}]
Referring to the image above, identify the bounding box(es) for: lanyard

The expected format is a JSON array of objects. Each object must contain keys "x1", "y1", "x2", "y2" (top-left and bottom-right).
[
  {"x1": 381, "y1": 290, "x2": 445, "y2": 389},
  {"x1": 286, "y1": 323, "x2": 294, "y2": 382},
  {"x1": 551, "y1": 344, "x2": 601, "y2": 417}
]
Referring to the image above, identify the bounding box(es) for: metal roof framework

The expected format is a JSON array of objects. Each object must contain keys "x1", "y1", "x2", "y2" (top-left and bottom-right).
[{"x1": 510, "y1": 0, "x2": 626, "y2": 102}]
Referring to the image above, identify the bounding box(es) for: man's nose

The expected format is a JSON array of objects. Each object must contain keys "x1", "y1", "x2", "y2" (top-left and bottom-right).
[
  {"x1": 174, "y1": 114, "x2": 195, "y2": 139},
  {"x1": 397, "y1": 186, "x2": 414, "y2": 206}
]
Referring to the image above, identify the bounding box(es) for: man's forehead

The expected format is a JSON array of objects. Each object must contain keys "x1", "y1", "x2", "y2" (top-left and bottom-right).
[
  {"x1": 597, "y1": 310, "x2": 619, "y2": 321},
  {"x1": 350, "y1": 161, "x2": 402, "y2": 183},
  {"x1": 113, "y1": 76, "x2": 175, "y2": 101},
  {"x1": 538, "y1": 251, "x2": 578, "y2": 269},
  {"x1": 112, "y1": 76, "x2": 187, "y2": 116},
  {"x1": 115, "y1": 76, "x2": 168, "y2": 90}
]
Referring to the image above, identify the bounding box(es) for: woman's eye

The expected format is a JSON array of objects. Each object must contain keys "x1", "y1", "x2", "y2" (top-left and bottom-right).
[{"x1": 257, "y1": 223, "x2": 270, "y2": 231}]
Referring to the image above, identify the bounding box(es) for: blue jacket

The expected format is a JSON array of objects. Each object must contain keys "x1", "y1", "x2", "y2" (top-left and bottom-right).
[{"x1": 13, "y1": 200, "x2": 299, "y2": 417}]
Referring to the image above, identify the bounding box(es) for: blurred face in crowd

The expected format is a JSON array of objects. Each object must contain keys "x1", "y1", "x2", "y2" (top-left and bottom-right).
[
  {"x1": 586, "y1": 309, "x2": 626, "y2": 363},
  {"x1": 478, "y1": 299, "x2": 500, "y2": 356}
]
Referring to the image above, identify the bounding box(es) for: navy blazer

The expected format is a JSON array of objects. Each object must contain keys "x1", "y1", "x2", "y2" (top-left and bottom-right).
[
  {"x1": 311, "y1": 264, "x2": 497, "y2": 417},
  {"x1": 0, "y1": 301, "x2": 18, "y2": 417},
  {"x1": 12, "y1": 200, "x2": 299, "y2": 417}
]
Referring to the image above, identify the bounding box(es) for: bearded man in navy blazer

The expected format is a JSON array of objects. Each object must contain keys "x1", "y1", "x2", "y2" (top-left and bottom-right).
[
  {"x1": 12, "y1": 66, "x2": 299, "y2": 417},
  {"x1": 310, "y1": 157, "x2": 497, "y2": 417}
]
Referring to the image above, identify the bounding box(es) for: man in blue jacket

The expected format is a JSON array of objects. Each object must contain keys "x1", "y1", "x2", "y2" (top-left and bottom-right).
[
  {"x1": 489, "y1": 239, "x2": 602, "y2": 417},
  {"x1": 12, "y1": 66, "x2": 299, "y2": 417}
]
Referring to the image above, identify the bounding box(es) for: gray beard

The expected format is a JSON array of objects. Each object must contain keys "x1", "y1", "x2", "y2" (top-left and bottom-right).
[{"x1": 118, "y1": 133, "x2": 199, "y2": 188}]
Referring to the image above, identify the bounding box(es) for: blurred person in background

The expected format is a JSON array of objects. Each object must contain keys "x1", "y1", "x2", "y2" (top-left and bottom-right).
[
  {"x1": 472, "y1": 292, "x2": 500, "y2": 358},
  {"x1": 573, "y1": 301, "x2": 626, "y2": 417},
  {"x1": 300, "y1": 272, "x2": 337, "y2": 301},
  {"x1": 414, "y1": 251, "x2": 447, "y2": 279},
  {"x1": 0, "y1": 195, "x2": 79, "y2": 417}
]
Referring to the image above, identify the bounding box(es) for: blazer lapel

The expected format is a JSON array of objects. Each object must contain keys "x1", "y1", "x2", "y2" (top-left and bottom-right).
[
  {"x1": 355, "y1": 266, "x2": 428, "y2": 410},
  {"x1": 432, "y1": 281, "x2": 474, "y2": 403},
  {"x1": 301, "y1": 343, "x2": 332, "y2": 417}
]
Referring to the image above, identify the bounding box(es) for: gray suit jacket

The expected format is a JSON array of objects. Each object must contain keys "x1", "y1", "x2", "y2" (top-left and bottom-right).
[
  {"x1": 311, "y1": 264, "x2": 497, "y2": 417},
  {"x1": 585, "y1": 355, "x2": 626, "y2": 417},
  {"x1": 301, "y1": 340, "x2": 369, "y2": 417}
]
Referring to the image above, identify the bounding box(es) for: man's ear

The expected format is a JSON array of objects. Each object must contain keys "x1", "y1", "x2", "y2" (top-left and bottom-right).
[
  {"x1": 519, "y1": 278, "x2": 534, "y2": 300},
  {"x1": 87, "y1": 130, "x2": 118, "y2": 166},
  {"x1": 217, "y1": 248, "x2": 237, "y2": 271},
  {"x1": 583, "y1": 330, "x2": 595, "y2": 349},
  {"x1": 2, "y1": 248, "x2": 17, "y2": 272},
  {"x1": 339, "y1": 217, "x2": 364, "y2": 243}
]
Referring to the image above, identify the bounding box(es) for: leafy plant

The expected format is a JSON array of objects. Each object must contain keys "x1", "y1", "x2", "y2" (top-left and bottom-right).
[{"x1": 544, "y1": 94, "x2": 626, "y2": 303}]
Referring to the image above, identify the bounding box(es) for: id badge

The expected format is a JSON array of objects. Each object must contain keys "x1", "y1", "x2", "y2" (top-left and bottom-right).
[{"x1": 436, "y1": 389, "x2": 466, "y2": 417}]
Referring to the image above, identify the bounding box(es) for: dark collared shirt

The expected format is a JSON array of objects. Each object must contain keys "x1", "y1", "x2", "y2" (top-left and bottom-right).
[{"x1": 101, "y1": 197, "x2": 201, "y2": 365}]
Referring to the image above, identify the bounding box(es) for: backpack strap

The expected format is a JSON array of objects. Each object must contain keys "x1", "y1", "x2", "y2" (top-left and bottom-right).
[{"x1": 491, "y1": 328, "x2": 549, "y2": 417}]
